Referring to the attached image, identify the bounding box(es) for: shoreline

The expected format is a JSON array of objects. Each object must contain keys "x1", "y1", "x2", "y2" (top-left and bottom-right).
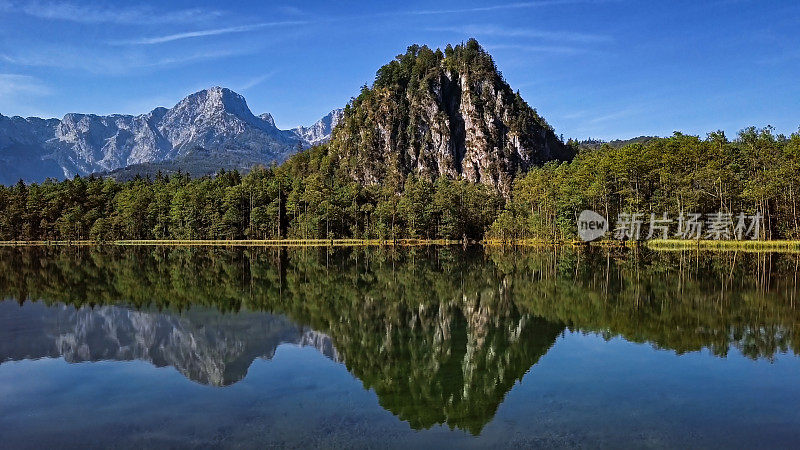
[{"x1": 0, "y1": 238, "x2": 798, "y2": 252}]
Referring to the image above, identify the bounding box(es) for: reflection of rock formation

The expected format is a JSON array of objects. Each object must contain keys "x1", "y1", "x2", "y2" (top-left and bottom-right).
[
  {"x1": 305, "y1": 293, "x2": 563, "y2": 435},
  {"x1": 0, "y1": 301, "x2": 339, "y2": 386},
  {"x1": 378, "y1": 308, "x2": 559, "y2": 435}
]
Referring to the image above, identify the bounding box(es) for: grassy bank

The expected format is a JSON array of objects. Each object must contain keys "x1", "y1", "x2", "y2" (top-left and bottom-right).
[{"x1": 646, "y1": 239, "x2": 800, "y2": 252}]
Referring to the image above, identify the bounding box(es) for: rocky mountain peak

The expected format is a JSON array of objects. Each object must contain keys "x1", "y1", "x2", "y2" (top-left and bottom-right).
[
  {"x1": 166, "y1": 86, "x2": 263, "y2": 129},
  {"x1": 329, "y1": 39, "x2": 572, "y2": 195},
  {"x1": 0, "y1": 87, "x2": 342, "y2": 184},
  {"x1": 259, "y1": 112, "x2": 276, "y2": 128},
  {"x1": 292, "y1": 108, "x2": 343, "y2": 146}
]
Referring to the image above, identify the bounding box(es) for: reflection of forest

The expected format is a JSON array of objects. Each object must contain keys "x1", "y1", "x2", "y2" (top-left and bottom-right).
[
  {"x1": 494, "y1": 247, "x2": 800, "y2": 360},
  {"x1": 0, "y1": 246, "x2": 797, "y2": 433}
]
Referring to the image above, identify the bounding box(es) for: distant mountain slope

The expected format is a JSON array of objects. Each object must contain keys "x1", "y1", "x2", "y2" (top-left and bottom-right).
[
  {"x1": 328, "y1": 39, "x2": 572, "y2": 195},
  {"x1": 0, "y1": 87, "x2": 340, "y2": 185}
]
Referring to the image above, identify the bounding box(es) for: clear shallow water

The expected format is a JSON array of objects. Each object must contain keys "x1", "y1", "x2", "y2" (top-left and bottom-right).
[{"x1": 1, "y1": 246, "x2": 800, "y2": 448}]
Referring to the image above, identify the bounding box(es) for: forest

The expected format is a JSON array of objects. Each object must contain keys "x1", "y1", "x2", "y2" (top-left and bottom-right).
[{"x1": 0, "y1": 125, "x2": 797, "y2": 242}]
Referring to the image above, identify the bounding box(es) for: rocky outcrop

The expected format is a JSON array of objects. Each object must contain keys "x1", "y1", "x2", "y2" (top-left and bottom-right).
[
  {"x1": 329, "y1": 39, "x2": 572, "y2": 195},
  {"x1": 0, "y1": 87, "x2": 341, "y2": 184}
]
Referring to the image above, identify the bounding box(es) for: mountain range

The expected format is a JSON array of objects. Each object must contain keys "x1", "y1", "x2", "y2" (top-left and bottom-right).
[{"x1": 0, "y1": 86, "x2": 342, "y2": 184}]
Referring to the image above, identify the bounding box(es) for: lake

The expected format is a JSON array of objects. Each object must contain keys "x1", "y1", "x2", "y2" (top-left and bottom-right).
[{"x1": 1, "y1": 246, "x2": 800, "y2": 448}]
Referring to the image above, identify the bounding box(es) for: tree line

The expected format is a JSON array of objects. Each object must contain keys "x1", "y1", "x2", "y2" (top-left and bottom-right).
[
  {"x1": 0, "y1": 144, "x2": 500, "y2": 241},
  {"x1": 490, "y1": 126, "x2": 800, "y2": 241},
  {"x1": 0, "y1": 126, "x2": 797, "y2": 241}
]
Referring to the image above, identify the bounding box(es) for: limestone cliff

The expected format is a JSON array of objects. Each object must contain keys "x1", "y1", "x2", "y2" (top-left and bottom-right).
[{"x1": 329, "y1": 39, "x2": 572, "y2": 195}]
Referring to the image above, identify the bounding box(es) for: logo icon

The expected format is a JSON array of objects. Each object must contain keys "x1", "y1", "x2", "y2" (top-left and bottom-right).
[{"x1": 578, "y1": 210, "x2": 608, "y2": 242}]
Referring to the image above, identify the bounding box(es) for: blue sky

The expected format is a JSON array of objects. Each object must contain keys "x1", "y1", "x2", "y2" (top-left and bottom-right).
[{"x1": 0, "y1": 0, "x2": 797, "y2": 140}]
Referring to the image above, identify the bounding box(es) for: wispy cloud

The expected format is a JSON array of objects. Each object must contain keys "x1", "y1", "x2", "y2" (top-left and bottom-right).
[
  {"x1": 1, "y1": 46, "x2": 258, "y2": 75},
  {"x1": 112, "y1": 21, "x2": 307, "y2": 45},
  {"x1": 560, "y1": 110, "x2": 590, "y2": 120},
  {"x1": 141, "y1": 49, "x2": 257, "y2": 69},
  {"x1": 410, "y1": 0, "x2": 617, "y2": 15},
  {"x1": 0, "y1": 74, "x2": 51, "y2": 97},
  {"x1": 484, "y1": 43, "x2": 586, "y2": 55},
  {"x1": 0, "y1": 74, "x2": 53, "y2": 117},
  {"x1": 586, "y1": 107, "x2": 643, "y2": 124},
  {"x1": 238, "y1": 72, "x2": 277, "y2": 91},
  {"x1": 0, "y1": 0, "x2": 222, "y2": 25},
  {"x1": 277, "y1": 6, "x2": 303, "y2": 16},
  {"x1": 326, "y1": 0, "x2": 618, "y2": 23},
  {"x1": 429, "y1": 25, "x2": 612, "y2": 44}
]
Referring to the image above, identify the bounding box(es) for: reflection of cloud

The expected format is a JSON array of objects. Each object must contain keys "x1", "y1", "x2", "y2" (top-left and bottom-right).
[
  {"x1": 113, "y1": 21, "x2": 307, "y2": 45},
  {"x1": 0, "y1": 0, "x2": 222, "y2": 25},
  {"x1": 429, "y1": 25, "x2": 612, "y2": 44}
]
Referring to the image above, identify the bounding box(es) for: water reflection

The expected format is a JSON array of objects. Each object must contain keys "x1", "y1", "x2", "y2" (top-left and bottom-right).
[
  {"x1": 0, "y1": 246, "x2": 798, "y2": 434},
  {"x1": 0, "y1": 301, "x2": 337, "y2": 386}
]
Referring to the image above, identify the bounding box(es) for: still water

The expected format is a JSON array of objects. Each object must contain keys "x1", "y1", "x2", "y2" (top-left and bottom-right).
[{"x1": 1, "y1": 246, "x2": 800, "y2": 448}]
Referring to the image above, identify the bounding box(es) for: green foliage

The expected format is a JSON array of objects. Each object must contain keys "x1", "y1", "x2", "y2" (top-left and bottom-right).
[
  {"x1": 0, "y1": 147, "x2": 505, "y2": 241},
  {"x1": 489, "y1": 128, "x2": 800, "y2": 240}
]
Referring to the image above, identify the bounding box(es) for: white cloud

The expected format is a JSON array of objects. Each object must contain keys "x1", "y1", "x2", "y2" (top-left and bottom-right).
[
  {"x1": 585, "y1": 107, "x2": 644, "y2": 125},
  {"x1": 0, "y1": 74, "x2": 52, "y2": 117},
  {"x1": 113, "y1": 21, "x2": 307, "y2": 45},
  {"x1": 484, "y1": 43, "x2": 586, "y2": 55},
  {"x1": 560, "y1": 110, "x2": 590, "y2": 120},
  {"x1": 0, "y1": 0, "x2": 222, "y2": 25},
  {"x1": 141, "y1": 49, "x2": 257, "y2": 69},
  {"x1": 238, "y1": 72, "x2": 277, "y2": 91},
  {"x1": 0, "y1": 74, "x2": 51, "y2": 97},
  {"x1": 277, "y1": 6, "x2": 303, "y2": 16},
  {"x1": 429, "y1": 25, "x2": 612, "y2": 44},
  {"x1": 410, "y1": 0, "x2": 617, "y2": 15},
  {"x1": 1, "y1": 46, "x2": 258, "y2": 75}
]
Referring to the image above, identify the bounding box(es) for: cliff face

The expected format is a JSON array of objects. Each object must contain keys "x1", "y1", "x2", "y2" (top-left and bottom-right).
[{"x1": 329, "y1": 40, "x2": 571, "y2": 195}]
